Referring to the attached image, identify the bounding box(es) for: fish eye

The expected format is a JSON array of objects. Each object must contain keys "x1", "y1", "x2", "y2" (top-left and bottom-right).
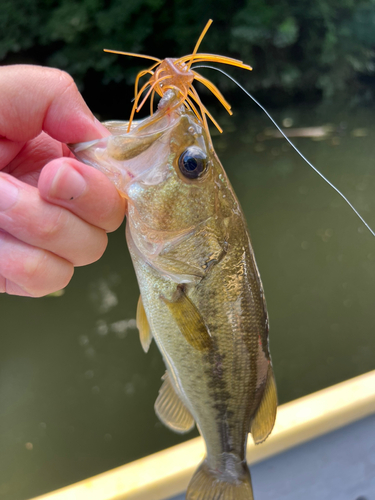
[{"x1": 178, "y1": 146, "x2": 207, "y2": 179}]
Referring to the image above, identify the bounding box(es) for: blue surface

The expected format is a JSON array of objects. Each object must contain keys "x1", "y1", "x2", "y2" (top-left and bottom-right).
[{"x1": 169, "y1": 414, "x2": 375, "y2": 500}]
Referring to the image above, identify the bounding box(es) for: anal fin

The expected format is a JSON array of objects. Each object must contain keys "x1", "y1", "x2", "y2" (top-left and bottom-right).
[
  {"x1": 136, "y1": 295, "x2": 152, "y2": 353},
  {"x1": 251, "y1": 365, "x2": 277, "y2": 444},
  {"x1": 155, "y1": 372, "x2": 195, "y2": 434}
]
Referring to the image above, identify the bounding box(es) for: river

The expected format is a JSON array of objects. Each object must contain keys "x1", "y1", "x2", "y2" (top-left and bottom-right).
[{"x1": 1, "y1": 101, "x2": 375, "y2": 499}]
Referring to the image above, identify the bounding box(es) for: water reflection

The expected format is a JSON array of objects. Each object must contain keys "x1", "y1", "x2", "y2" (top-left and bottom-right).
[{"x1": 1, "y1": 103, "x2": 375, "y2": 500}]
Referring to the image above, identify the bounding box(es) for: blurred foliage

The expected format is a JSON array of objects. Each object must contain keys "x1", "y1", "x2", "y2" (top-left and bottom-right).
[{"x1": 0, "y1": 0, "x2": 375, "y2": 114}]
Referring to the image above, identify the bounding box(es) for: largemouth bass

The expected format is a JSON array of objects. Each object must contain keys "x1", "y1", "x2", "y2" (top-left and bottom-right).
[{"x1": 70, "y1": 21, "x2": 277, "y2": 500}]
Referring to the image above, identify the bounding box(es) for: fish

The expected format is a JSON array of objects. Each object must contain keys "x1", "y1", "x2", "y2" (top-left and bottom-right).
[{"x1": 69, "y1": 20, "x2": 277, "y2": 500}]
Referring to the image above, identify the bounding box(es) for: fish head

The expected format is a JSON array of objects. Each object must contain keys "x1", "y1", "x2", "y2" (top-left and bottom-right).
[{"x1": 70, "y1": 90, "x2": 236, "y2": 282}]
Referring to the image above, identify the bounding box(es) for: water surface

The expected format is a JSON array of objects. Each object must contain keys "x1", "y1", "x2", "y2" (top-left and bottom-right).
[{"x1": 1, "y1": 103, "x2": 375, "y2": 500}]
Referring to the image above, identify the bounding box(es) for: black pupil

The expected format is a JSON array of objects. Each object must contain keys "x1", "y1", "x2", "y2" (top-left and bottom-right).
[
  {"x1": 179, "y1": 147, "x2": 207, "y2": 179},
  {"x1": 184, "y1": 157, "x2": 198, "y2": 171}
]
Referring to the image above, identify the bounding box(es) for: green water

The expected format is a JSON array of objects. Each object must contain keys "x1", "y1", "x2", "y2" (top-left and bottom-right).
[{"x1": 1, "y1": 103, "x2": 375, "y2": 500}]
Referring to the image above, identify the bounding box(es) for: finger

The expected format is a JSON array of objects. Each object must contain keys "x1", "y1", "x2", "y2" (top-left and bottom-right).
[
  {"x1": 38, "y1": 158, "x2": 126, "y2": 232},
  {"x1": 0, "y1": 231, "x2": 74, "y2": 297},
  {"x1": 4, "y1": 132, "x2": 67, "y2": 185},
  {"x1": 0, "y1": 172, "x2": 108, "y2": 266},
  {"x1": 0, "y1": 137, "x2": 25, "y2": 170},
  {"x1": 0, "y1": 65, "x2": 110, "y2": 144}
]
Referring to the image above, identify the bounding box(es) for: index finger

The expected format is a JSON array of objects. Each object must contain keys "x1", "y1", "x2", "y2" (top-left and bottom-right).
[{"x1": 0, "y1": 65, "x2": 109, "y2": 144}]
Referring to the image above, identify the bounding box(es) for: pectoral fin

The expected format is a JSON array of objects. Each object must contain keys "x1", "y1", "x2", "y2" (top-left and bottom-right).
[
  {"x1": 155, "y1": 372, "x2": 195, "y2": 434},
  {"x1": 136, "y1": 295, "x2": 152, "y2": 353},
  {"x1": 251, "y1": 365, "x2": 277, "y2": 444},
  {"x1": 162, "y1": 287, "x2": 213, "y2": 351}
]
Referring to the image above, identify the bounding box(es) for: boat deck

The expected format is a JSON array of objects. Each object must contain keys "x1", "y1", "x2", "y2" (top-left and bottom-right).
[
  {"x1": 171, "y1": 413, "x2": 375, "y2": 500},
  {"x1": 32, "y1": 371, "x2": 375, "y2": 500}
]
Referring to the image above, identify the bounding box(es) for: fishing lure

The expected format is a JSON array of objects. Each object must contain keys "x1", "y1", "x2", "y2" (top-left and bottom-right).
[
  {"x1": 104, "y1": 19, "x2": 375, "y2": 238},
  {"x1": 103, "y1": 20, "x2": 251, "y2": 136}
]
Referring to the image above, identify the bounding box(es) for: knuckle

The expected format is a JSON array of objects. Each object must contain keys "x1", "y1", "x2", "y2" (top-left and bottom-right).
[
  {"x1": 21, "y1": 249, "x2": 48, "y2": 285},
  {"x1": 42, "y1": 67, "x2": 76, "y2": 94},
  {"x1": 56, "y1": 70, "x2": 78, "y2": 97},
  {"x1": 22, "y1": 252, "x2": 74, "y2": 298},
  {"x1": 34, "y1": 209, "x2": 66, "y2": 242},
  {"x1": 57, "y1": 69, "x2": 75, "y2": 86},
  {"x1": 46, "y1": 67, "x2": 75, "y2": 87}
]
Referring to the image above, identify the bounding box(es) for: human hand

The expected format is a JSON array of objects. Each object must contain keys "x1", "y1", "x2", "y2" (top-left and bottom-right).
[{"x1": 0, "y1": 65, "x2": 126, "y2": 297}]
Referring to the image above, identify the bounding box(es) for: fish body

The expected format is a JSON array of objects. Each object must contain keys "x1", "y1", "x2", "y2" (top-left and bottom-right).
[{"x1": 70, "y1": 45, "x2": 277, "y2": 500}]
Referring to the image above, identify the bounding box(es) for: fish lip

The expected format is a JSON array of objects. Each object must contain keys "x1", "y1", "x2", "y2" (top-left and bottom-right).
[
  {"x1": 68, "y1": 103, "x2": 180, "y2": 166},
  {"x1": 67, "y1": 118, "x2": 172, "y2": 153},
  {"x1": 67, "y1": 138, "x2": 100, "y2": 153},
  {"x1": 67, "y1": 114, "x2": 178, "y2": 194},
  {"x1": 68, "y1": 91, "x2": 187, "y2": 196},
  {"x1": 68, "y1": 94, "x2": 180, "y2": 155}
]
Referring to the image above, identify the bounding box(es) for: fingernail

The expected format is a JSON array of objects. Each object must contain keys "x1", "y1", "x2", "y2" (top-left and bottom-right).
[
  {"x1": 0, "y1": 175, "x2": 18, "y2": 211},
  {"x1": 49, "y1": 163, "x2": 87, "y2": 201}
]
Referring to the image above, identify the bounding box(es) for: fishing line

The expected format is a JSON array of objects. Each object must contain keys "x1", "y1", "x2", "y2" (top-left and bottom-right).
[{"x1": 193, "y1": 64, "x2": 375, "y2": 238}]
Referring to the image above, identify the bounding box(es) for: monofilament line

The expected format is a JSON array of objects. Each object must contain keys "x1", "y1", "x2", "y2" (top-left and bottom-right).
[{"x1": 193, "y1": 64, "x2": 375, "y2": 238}]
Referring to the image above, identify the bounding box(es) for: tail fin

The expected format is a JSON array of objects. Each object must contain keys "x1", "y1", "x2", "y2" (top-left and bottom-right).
[{"x1": 186, "y1": 458, "x2": 254, "y2": 500}]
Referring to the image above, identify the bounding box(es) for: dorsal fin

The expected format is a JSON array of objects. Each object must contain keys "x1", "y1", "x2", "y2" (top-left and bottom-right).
[{"x1": 155, "y1": 372, "x2": 195, "y2": 434}]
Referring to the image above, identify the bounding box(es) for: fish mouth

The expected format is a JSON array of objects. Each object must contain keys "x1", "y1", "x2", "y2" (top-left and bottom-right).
[
  {"x1": 68, "y1": 91, "x2": 185, "y2": 194},
  {"x1": 68, "y1": 111, "x2": 180, "y2": 194}
]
